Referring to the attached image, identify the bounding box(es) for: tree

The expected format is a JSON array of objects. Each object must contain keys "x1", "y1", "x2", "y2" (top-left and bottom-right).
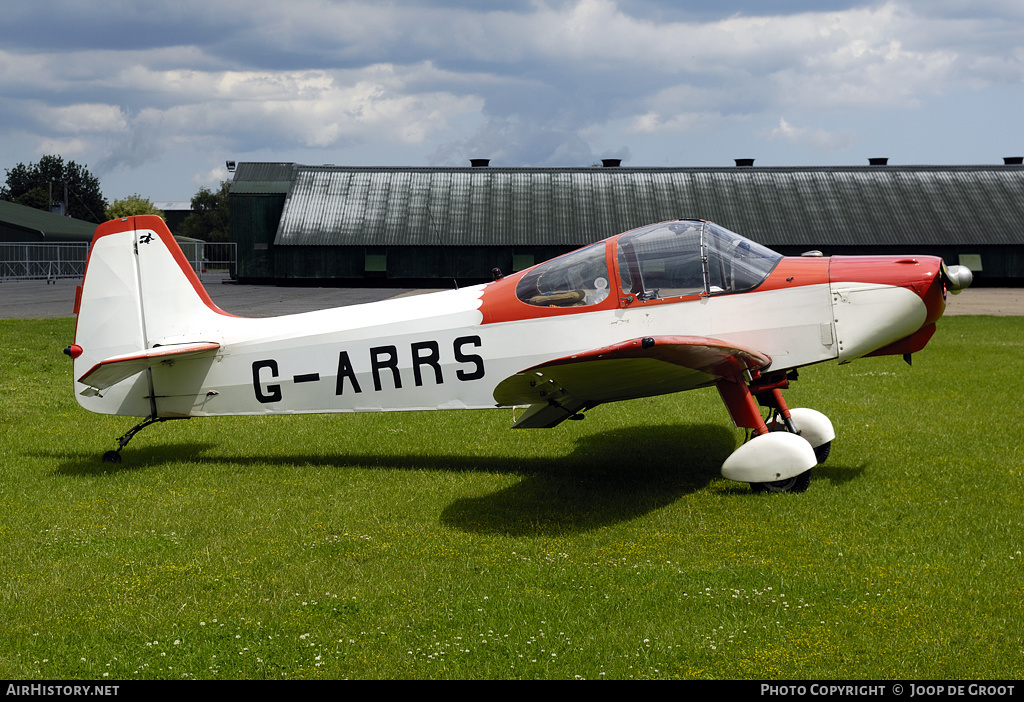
[
  {"x1": 1, "y1": 155, "x2": 107, "y2": 223},
  {"x1": 179, "y1": 180, "x2": 230, "y2": 242},
  {"x1": 105, "y1": 194, "x2": 165, "y2": 220}
]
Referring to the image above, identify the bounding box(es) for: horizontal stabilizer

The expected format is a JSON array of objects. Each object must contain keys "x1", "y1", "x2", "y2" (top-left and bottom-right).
[{"x1": 78, "y1": 342, "x2": 221, "y2": 391}]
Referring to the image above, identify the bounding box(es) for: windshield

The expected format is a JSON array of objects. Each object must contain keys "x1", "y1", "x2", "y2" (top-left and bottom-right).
[
  {"x1": 616, "y1": 220, "x2": 780, "y2": 299},
  {"x1": 516, "y1": 242, "x2": 611, "y2": 307},
  {"x1": 702, "y1": 222, "x2": 783, "y2": 293}
]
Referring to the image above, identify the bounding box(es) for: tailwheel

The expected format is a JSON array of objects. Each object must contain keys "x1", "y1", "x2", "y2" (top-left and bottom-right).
[
  {"x1": 751, "y1": 469, "x2": 812, "y2": 494},
  {"x1": 102, "y1": 416, "x2": 187, "y2": 462}
]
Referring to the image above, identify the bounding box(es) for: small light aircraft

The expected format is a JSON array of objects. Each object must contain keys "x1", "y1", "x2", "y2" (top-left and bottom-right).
[{"x1": 65, "y1": 215, "x2": 972, "y2": 492}]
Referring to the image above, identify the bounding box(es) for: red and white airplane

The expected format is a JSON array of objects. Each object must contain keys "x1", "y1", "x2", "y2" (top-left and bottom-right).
[{"x1": 65, "y1": 215, "x2": 972, "y2": 492}]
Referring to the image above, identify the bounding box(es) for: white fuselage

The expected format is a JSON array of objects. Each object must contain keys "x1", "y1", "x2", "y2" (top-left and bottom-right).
[
  {"x1": 82, "y1": 281, "x2": 919, "y2": 419},
  {"x1": 72, "y1": 223, "x2": 930, "y2": 420}
]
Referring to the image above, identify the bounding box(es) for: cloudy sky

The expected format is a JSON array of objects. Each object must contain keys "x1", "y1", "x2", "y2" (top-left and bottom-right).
[{"x1": 2, "y1": 0, "x2": 1022, "y2": 202}]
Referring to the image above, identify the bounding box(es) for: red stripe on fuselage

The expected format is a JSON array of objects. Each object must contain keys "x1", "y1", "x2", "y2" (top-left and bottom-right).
[{"x1": 478, "y1": 242, "x2": 835, "y2": 325}]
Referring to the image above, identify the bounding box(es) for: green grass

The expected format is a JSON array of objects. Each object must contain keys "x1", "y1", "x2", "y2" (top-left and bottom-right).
[{"x1": 1, "y1": 316, "x2": 1021, "y2": 679}]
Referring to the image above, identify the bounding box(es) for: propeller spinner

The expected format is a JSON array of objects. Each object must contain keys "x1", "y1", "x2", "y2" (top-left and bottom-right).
[{"x1": 942, "y1": 263, "x2": 974, "y2": 294}]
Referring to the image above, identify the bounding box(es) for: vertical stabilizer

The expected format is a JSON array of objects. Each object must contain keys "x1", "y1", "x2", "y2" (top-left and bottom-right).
[{"x1": 72, "y1": 216, "x2": 231, "y2": 416}]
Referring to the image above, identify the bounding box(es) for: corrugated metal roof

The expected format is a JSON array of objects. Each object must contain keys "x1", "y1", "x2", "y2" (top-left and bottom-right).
[
  {"x1": 253, "y1": 163, "x2": 1024, "y2": 248},
  {"x1": 229, "y1": 162, "x2": 298, "y2": 195}
]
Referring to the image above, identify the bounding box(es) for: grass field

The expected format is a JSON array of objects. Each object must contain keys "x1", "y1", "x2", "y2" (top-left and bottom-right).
[{"x1": 0, "y1": 315, "x2": 1021, "y2": 680}]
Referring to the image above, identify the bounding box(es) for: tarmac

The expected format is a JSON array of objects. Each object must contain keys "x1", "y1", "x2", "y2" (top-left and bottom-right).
[
  {"x1": 0, "y1": 272, "x2": 449, "y2": 320},
  {"x1": 0, "y1": 271, "x2": 1021, "y2": 319}
]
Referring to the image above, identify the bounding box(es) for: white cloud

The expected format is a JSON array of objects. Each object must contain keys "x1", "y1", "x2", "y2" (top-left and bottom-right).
[
  {"x1": 86, "y1": 62, "x2": 484, "y2": 172},
  {"x1": 191, "y1": 164, "x2": 230, "y2": 190},
  {"x1": 2, "y1": 0, "x2": 1024, "y2": 198},
  {"x1": 43, "y1": 104, "x2": 129, "y2": 135},
  {"x1": 768, "y1": 118, "x2": 855, "y2": 152},
  {"x1": 34, "y1": 137, "x2": 92, "y2": 159},
  {"x1": 627, "y1": 111, "x2": 724, "y2": 135}
]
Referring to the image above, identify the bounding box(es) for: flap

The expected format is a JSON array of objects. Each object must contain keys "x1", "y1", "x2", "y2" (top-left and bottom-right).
[
  {"x1": 77, "y1": 342, "x2": 221, "y2": 391},
  {"x1": 494, "y1": 335, "x2": 770, "y2": 427}
]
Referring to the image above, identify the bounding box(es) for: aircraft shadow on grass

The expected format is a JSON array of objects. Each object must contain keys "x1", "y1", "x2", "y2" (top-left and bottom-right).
[{"x1": 48, "y1": 423, "x2": 865, "y2": 536}]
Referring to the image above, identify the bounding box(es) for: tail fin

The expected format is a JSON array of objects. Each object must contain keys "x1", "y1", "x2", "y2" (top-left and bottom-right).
[{"x1": 72, "y1": 216, "x2": 230, "y2": 416}]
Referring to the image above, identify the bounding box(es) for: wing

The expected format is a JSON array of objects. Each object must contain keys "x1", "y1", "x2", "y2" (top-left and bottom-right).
[
  {"x1": 493, "y1": 335, "x2": 771, "y2": 428},
  {"x1": 77, "y1": 342, "x2": 221, "y2": 392}
]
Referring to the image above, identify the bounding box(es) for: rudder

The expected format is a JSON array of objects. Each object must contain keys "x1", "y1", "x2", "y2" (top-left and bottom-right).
[{"x1": 72, "y1": 216, "x2": 230, "y2": 416}]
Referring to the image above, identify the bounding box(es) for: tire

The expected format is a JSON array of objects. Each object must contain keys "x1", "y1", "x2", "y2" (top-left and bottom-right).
[
  {"x1": 751, "y1": 469, "x2": 812, "y2": 494},
  {"x1": 813, "y1": 441, "x2": 831, "y2": 464}
]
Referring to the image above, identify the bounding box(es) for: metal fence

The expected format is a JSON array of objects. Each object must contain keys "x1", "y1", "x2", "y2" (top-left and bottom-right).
[
  {"x1": 0, "y1": 242, "x2": 236, "y2": 282},
  {"x1": 177, "y1": 242, "x2": 237, "y2": 279},
  {"x1": 0, "y1": 243, "x2": 89, "y2": 283}
]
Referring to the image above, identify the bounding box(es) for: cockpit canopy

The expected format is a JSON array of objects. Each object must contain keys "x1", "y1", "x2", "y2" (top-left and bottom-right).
[
  {"x1": 516, "y1": 220, "x2": 782, "y2": 307},
  {"x1": 515, "y1": 241, "x2": 611, "y2": 308}
]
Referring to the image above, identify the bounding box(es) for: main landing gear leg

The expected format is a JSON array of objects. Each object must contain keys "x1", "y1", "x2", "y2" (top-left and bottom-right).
[
  {"x1": 757, "y1": 378, "x2": 833, "y2": 465},
  {"x1": 102, "y1": 416, "x2": 185, "y2": 463},
  {"x1": 716, "y1": 371, "x2": 832, "y2": 493}
]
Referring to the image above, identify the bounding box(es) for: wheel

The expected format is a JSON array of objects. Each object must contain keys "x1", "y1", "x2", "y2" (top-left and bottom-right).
[
  {"x1": 813, "y1": 441, "x2": 831, "y2": 464},
  {"x1": 751, "y1": 469, "x2": 811, "y2": 494},
  {"x1": 102, "y1": 450, "x2": 122, "y2": 464},
  {"x1": 769, "y1": 416, "x2": 831, "y2": 465}
]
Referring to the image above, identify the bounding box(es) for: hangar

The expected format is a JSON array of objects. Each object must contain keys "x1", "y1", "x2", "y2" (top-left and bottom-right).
[
  {"x1": 0, "y1": 199, "x2": 215, "y2": 282},
  {"x1": 0, "y1": 200, "x2": 96, "y2": 281},
  {"x1": 0, "y1": 199, "x2": 95, "y2": 243},
  {"x1": 229, "y1": 159, "x2": 1024, "y2": 285}
]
